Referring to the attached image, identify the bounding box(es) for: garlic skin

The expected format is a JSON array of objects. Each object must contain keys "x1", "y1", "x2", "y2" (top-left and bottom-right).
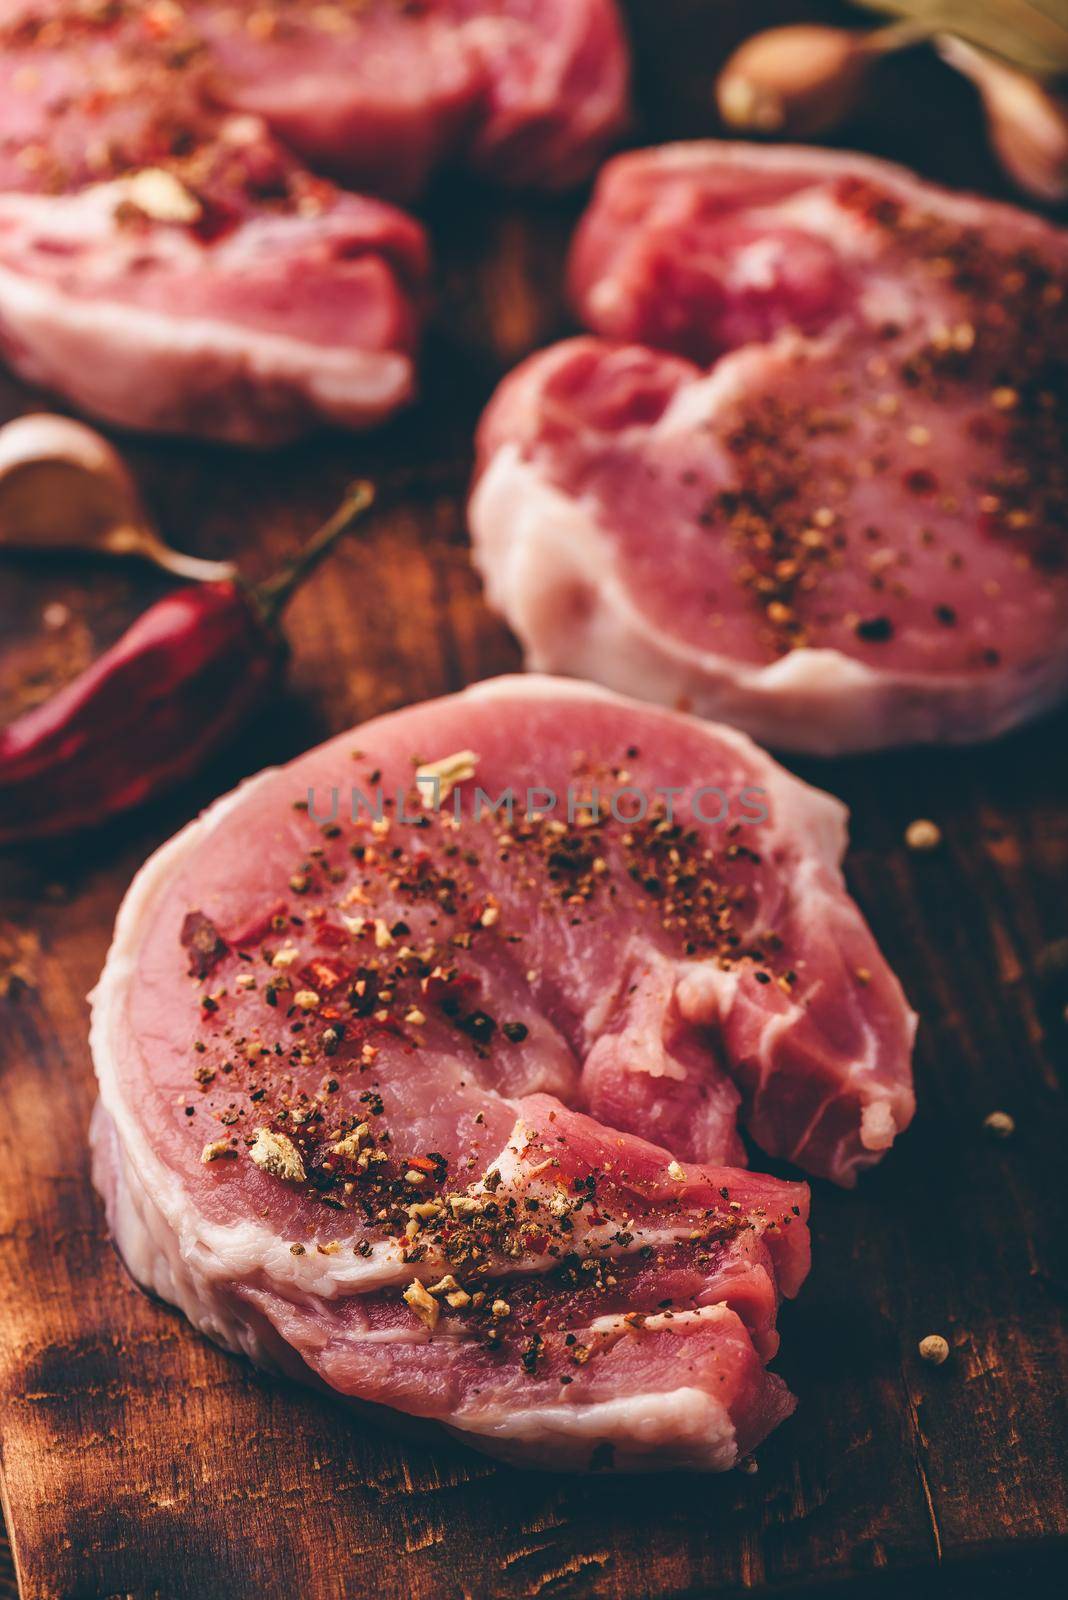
[
  {"x1": 0, "y1": 413, "x2": 234, "y2": 580},
  {"x1": 940, "y1": 36, "x2": 1068, "y2": 203},
  {"x1": 715, "y1": 25, "x2": 876, "y2": 138}
]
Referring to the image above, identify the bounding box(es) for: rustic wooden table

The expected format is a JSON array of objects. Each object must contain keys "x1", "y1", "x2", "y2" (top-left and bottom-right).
[{"x1": 1, "y1": 4, "x2": 1066, "y2": 1597}]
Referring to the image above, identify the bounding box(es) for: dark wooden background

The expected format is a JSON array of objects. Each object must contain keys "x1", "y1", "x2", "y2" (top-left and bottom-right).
[{"x1": 1, "y1": 4, "x2": 1067, "y2": 1597}]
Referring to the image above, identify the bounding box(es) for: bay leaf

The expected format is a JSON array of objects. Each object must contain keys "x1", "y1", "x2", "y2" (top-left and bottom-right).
[{"x1": 854, "y1": 0, "x2": 1068, "y2": 79}]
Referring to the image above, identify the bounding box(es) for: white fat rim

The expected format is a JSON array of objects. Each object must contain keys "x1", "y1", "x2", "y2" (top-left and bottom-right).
[
  {"x1": 88, "y1": 678, "x2": 859, "y2": 1466},
  {"x1": 592, "y1": 140, "x2": 1067, "y2": 243},
  {"x1": 444, "y1": 1383, "x2": 740, "y2": 1471},
  {"x1": 91, "y1": 683, "x2": 829, "y2": 1298},
  {"x1": 91, "y1": 770, "x2": 511, "y2": 1302},
  {"x1": 93, "y1": 1104, "x2": 749, "y2": 1470},
  {"x1": 0, "y1": 263, "x2": 412, "y2": 439},
  {"x1": 469, "y1": 448, "x2": 1068, "y2": 754},
  {"x1": 0, "y1": 189, "x2": 414, "y2": 440}
]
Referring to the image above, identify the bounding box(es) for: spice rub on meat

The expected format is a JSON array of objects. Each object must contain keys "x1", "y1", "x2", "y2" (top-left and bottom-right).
[
  {"x1": 2, "y1": 2, "x2": 629, "y2": 204},
  {"x1": 0, "y1": 2, "x2": 430, "y2": 441},
  {"x1": 90, "y1": 677, "x2": 914, "y2": 1471},
  {"x1": 471, "y1": 144, "x2": 1068, "y2": 753},
  {"x1": 0, "y1": 1, "x2": 629, "y2": 439}
]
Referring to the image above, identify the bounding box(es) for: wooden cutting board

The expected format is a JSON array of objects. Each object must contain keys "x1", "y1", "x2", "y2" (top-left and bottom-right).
[{"x1": 1, "y1": 5, "x2": 1067, "y2": 1596}]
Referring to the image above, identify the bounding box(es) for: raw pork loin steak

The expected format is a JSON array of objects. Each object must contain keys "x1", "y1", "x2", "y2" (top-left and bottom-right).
[
  {"x1": 0, "y1": 3, "x2": 430, "y2": 442},
  {"x1": 91, "y1": 677, "x2": 914, "y2": 1470},
  {"x1": 471, "y1": 145, "x2": 1068, "y2": 753},
  {"x1": 191, "y1": 0, "x2": 631, "y2": 201},
  {"x1": 0, "y1": 1, "x2": 628, "y2": 440}
]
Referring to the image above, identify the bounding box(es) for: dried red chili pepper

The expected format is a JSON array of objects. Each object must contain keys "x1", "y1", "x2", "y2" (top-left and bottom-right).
[{"x1": 0, "y1": 482, "x2": 374, "y2": 845}]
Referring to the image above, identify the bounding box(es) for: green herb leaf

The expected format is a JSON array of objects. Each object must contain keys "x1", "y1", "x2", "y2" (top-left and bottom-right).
[{"x1": 854, "y1": 0, "x2": 1068, "y2": 79}]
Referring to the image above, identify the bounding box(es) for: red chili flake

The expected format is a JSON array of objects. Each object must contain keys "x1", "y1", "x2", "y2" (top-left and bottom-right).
[
  {"x1": 314, "y1": 923, "x2": 351, "y2": 949},
  {"x1": 425, "y1": 970, "x2": 480, "y2": 1012},
  {"x1": 302, "y1": 959, "x2": 350, "y2": 993},
  {"x1": 191, "y1": 198, "x2": 242, "y2": 246}
]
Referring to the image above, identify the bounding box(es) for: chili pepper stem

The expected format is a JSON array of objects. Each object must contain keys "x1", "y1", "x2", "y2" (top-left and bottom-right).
[{"x1": 253, "y1": 481, "x2": 376, "y2": 624}]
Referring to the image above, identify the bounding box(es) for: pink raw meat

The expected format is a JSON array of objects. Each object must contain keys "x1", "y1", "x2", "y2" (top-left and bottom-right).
[
  {"x1": 91, "y1": 677, "x2": 915, "y2": 1469},
  {"x1": 0, "y1": 4, "x2": 429, "y2": 441},
  {"x1": 471, "y1": 144, "x2": 1068, "y2": 752},
  {"x1": 0, "y1": 1, "x2": 629, "y2": 439},
  {"x1": 192, "y1": 0, "x2": 631, "y2": 200}
]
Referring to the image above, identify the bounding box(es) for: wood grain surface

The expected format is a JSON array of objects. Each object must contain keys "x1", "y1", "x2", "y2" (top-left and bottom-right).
[{"x1": 1, "y1": 4, "x2": 1067, "y2": 1597}]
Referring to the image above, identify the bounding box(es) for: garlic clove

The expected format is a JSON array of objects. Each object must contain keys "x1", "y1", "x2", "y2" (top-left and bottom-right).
[
  {"x1": 0, "y1": 414, "x2": 140, "y2": 544},
  {"x1": 715, "y1": 21, "x2": 930, "y2": 141},
  {"x1": 0, "y1": 414, "x2": 234, "y2": 581},
  {"x1": 716, "y1": 25, "x2": 876, "y2": 138},
  {"x1": 939, "y1": 36, "x2": 1068, "y2": 203}
]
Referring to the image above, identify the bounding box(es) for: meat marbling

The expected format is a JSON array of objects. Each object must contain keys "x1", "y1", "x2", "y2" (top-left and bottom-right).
[
  {"x1": 471, "y1": 144, "x2": 1068, "y2": 753},
  {"x1": 0, "y1": 1, "x2": 629, "y2": 440},
  {"x1": 191, "y1": 0, "x2": 631, "y2": 201},
  {"x1": 91, "y1": 676, "x2": 915, "y2": 1470},
  {"x1": 0, "y1": 3, "x2": 429, "y2": 442}
]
